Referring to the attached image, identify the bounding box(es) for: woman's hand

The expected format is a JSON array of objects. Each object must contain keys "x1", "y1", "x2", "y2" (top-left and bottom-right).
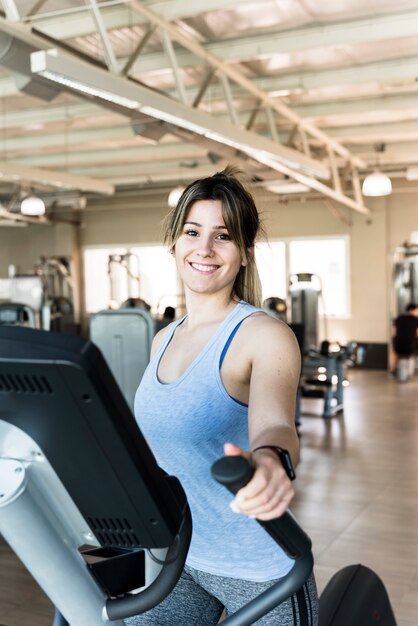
[{"x1": 224, "y1": 442, "x2": 294, "y2": 521}]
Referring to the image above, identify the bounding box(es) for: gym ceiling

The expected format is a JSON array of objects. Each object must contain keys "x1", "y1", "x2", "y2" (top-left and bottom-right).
[{"x1": 1, "y1": 0, "x2": 418, "y2": 220}]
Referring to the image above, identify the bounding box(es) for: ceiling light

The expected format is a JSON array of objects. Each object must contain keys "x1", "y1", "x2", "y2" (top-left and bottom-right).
[
  {"x1": 168, "y1": 186, "x2": 185, "y2": 208},
  {"x1": 21, "y1": 194, "x2": 45, "y2": 216},
  {"x1": 31, "y1": 49, "x2": 140, "y2": 110},
  {"x1": 363, "y1": 143, "x2": 392, "y2": 197},
  {"x1": 362, "y1": 171, "x2": 392, "y2": 197}
]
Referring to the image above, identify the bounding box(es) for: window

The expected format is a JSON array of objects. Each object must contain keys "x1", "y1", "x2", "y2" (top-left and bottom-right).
[
  {"x1": 288, "y1": 238, "x2": 349, "y2": 318},
  {"x1": 255, "y1": 241, "x2": 286, "y2": 301},
  {"x1": 83, "y1": 245, "x2": 178, "y2": 314},
  {"x1": 255, "y1": 237, "x2": 349, "y2": 318},
  {"x1": 83, "y1": 237, "x2": 349, "y2": 319}
]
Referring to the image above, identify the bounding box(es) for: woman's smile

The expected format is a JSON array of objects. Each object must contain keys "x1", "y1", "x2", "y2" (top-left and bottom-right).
[{"x1": 189, "y1": 262, "x2": 220, "y2": 273}]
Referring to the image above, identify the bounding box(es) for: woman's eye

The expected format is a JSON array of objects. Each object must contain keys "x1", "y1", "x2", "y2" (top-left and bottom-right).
[
  {"x1": 184, "y1": 229, "x2": 198, "y2": 236},
  {"x1": 216, "y1": 233, "x2": 231, "y2": 241}
]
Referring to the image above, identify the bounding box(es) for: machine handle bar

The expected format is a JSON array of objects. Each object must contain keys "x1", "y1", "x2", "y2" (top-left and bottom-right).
[
  {"x1": 211, "y1": 455, "x2": 312, "y2": 559},
  {"x1": 211, "y1": 455, "x2": 314, "y2": 626}
]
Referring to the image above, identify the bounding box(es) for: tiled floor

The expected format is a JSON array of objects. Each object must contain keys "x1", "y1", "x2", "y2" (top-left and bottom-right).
[
  {"x1": 292, "y1": 368, "x2": 418, "y2": 626},
  {"x1": 0, "y1": 368, "x2": 417, "y2": 625}
]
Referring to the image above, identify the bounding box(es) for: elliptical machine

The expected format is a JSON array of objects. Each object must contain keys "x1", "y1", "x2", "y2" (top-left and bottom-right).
[{"x1": 0, "y1": 327, "x2": 397, "y2": 625}]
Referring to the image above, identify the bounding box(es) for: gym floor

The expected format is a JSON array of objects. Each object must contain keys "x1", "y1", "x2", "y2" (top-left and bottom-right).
[{"x1": 0, "y1": 369, "x2": 417, "y2": 626}]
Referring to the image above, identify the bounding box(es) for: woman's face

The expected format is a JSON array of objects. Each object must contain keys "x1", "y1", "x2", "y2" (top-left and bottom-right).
[{"x1": 174, "y1": 199, "x2": 246, "y2": 298}]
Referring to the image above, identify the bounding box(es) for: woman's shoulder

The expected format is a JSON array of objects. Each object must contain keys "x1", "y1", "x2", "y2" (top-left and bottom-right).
[{"x1": 240, "y1": 310, "x2": 299, "y2": 353}]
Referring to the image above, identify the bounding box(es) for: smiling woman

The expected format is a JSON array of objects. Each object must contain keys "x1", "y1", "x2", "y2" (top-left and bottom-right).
[
  {"x1": 173, "y1": 199, "x2": 245, "y2": 300},
  {"x1": 164, "y1": 167, "x2": 263, "y2": 308},
  {"x1": 127, "y1": 166, "x2": 318, "y2": 626}
]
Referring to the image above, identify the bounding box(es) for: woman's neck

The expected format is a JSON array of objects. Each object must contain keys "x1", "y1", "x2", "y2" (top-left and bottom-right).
[{"x1": 184, "y1": 291, "x2": 239, "y2": 329}]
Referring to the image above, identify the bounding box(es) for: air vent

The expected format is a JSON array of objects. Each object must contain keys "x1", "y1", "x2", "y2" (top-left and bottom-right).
[
  {"x1": 0, "y1": 372, "x2": 53, "y2": 394},
  {"x1": 87, "y1": 516, "x2": 141, "y2": 548}
]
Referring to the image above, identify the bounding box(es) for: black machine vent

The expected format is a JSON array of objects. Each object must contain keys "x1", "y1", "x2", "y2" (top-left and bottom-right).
[
  {"x1": 0, "y1": 372, "x2": 53, "y2": 395},
  {"x1": 88, "y1": 516, "x2": 141, "y2": 548}
]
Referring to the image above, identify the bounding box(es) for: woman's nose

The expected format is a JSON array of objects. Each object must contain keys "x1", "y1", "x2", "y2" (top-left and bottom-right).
[{"x1": 196, "y1": 236, "x2": 214, "y2": 257}]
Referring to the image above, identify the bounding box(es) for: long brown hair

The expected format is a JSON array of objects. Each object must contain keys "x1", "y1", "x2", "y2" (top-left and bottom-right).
[{"x1": 163, "y1": 166, "x2": 263, "y2": 306}]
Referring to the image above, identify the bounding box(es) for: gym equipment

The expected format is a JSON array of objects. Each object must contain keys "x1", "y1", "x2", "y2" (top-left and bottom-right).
[
  {"x1": 319, "y1": 564, "x2": 397, "y2": 626},
  {"x1": 0, "y1": 325, "x2": 313, "y2": 626},
  {"x1": 297, "y1": 342, "x2": 357, "y2": 419},
  {"x1": 90, "y1": 308, "x2": 154, "y2": 410},
  {"x1": 0, "y1": 325, "x2": 190, "y2": 626},
  {"x1": 36, "y1": 256, "x2": 76, "y2": 333},
  {"x1": 0, "y1": 273, "x2": 43, "y2": 327},
  {"x1": 0, "y1": 256, "x2": 76, "y2": 333},
  {"x1": 212, "y1": 456, "x2": 313, "y2": 624},
  {"x1": 262, "y1": 296, "x2": 287, "y2": 322},
  {"x1": 0, "y1": 301, "x2": 37, "y2": 327},
  {"x1": 289, "y1": 273, "x2": 321, "y2": 352},
  {"x1": 108, "y1": 252, "x2": 141, "y2": 307},
  {"x1": 0, "y1": 326, "x2": 397, "y2": 626}
]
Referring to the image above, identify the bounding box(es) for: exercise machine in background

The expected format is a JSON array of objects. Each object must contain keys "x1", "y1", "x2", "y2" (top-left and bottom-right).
[
  {"x1": 296, "y1": 341, "x2": 358, "y2": 420},
  {"x1": 90, "y1": 308, "x2": 154, "y2": 411},
  {"x1": 289, "y1": 273, "x2": 322, "y2": 352},
  {"x1": 0, "y1": 301, "x2": 37, "y2": 328},
  {"x1": 0, "y1": 256, "x2": 76, "y2": 333},
  {"x1": 287, "y1": 273, "x2": 357, "y2": 419},
  {"x1": 108, "y1": 253, "x2": 143, "y2": 309}
]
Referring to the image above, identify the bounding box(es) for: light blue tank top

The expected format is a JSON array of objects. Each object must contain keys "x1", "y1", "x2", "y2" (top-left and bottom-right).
[{"x1": 134, "y1": 300, "x2": 293, "y2": 581}]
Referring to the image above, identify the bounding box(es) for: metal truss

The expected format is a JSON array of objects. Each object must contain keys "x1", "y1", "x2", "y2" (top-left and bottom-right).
[{"x1": 0, "y1": 0, "x2": 370, "y2": 215}]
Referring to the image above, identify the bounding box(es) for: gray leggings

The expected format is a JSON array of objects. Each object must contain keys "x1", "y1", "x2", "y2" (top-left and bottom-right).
[{"x1": 125, "y1": 564, "x2": 318, "y2": 626}]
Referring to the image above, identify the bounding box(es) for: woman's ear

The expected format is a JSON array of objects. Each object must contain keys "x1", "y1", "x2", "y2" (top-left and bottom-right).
[{"x1": 242, "y1": 245, "x2": 254, "y2": 267}]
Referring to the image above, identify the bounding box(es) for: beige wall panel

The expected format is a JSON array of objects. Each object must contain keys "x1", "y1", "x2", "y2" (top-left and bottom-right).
[
  {"x1": 0, "y1": 222, "x2": 74, "y2": 277},
  {"x1": 257, "y1": 198, "x2": 348, "y2": 239},
  {"x1": 385, "y1": 194, "x2": 418, "y2": 249},
  {"x1": 350, "y1": 204, "x2": 388, "y2": 343},
  {"x1": 80, "y1": 205, "x2": 168, "y2": 247}
]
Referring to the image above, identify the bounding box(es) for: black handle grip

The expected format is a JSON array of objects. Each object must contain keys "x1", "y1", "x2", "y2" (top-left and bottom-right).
[{"x1": 211, "y1": 456, "x2": 311, "y2": 560}]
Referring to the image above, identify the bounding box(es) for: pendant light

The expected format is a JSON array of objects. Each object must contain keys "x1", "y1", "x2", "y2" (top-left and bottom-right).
[
  {"x1": 21, "y1": 193, "x2": 46, "y2": 216},
  {"x1": 362, "y1": 171, "x2": 392, "y2": 196},
  {"x1": 362, "y1": 144, "x2": 392, "y2": 197}
]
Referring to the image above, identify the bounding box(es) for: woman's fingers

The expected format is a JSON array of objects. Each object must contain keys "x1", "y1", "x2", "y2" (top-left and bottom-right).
[
  {"x1": 231, "y1": 480, "x2": 293, "y2": 518},
  {"x1": 222, "y1": 442, "x2": 295, "y2": 520},
  {"x1": 229, "y1": 452, "x2": 294, "y2": 520}
]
